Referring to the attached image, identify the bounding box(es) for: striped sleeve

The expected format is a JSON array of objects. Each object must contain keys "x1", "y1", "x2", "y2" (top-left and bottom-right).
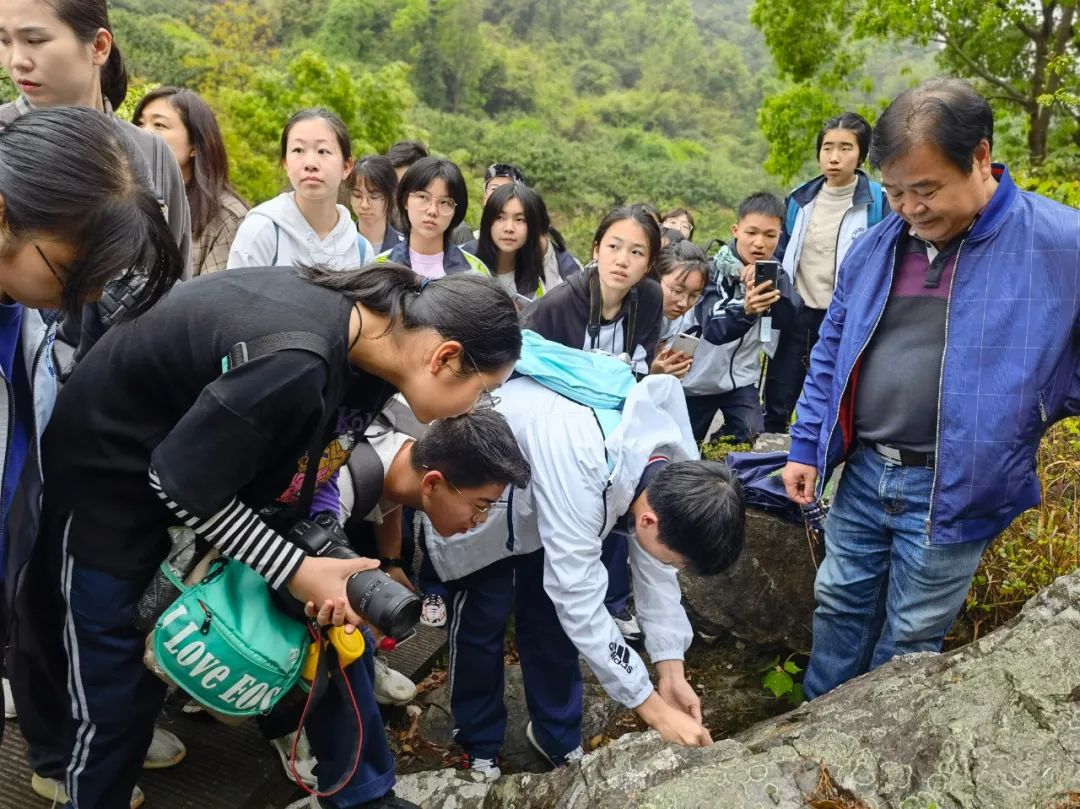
[{"x1": 149, "y1": 465, "x2": 305, "y2": 589}]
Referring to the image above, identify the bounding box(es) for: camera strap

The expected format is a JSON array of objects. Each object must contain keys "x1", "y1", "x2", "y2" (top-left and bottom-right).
[
  {"x1": 289, "y1": 624, "x2": 363, "y2": 798},
  {"x1": 219, "y1": 330, "x2": 341, "y2": 520},
  {"x1": 587, "y1": 267, "x2": 638, "y2": 353}
]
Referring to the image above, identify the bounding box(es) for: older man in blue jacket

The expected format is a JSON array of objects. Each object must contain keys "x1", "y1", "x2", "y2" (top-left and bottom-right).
[{"x1": 782, "y1": 78, "x2": 1080, "y2": 699}]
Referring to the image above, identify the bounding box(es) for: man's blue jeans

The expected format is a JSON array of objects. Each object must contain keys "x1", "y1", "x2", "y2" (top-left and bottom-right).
[{"x1": 803, "y1": 444, "x2": 992, "y2": 699}]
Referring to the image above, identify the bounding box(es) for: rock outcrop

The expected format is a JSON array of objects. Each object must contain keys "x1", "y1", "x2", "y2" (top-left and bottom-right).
[
  {"x1": 680, "y1": 431, "x2": 818, "y2": 651},
  {"x1": 680, "y1": 507, "x2": 818, "y2": 651},
  {"x1": 394, "y1": 569, "x2": 1080, "y2": 808}
]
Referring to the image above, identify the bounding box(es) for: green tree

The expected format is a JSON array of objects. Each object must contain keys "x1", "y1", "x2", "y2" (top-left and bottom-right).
[
  {"x1": 111, "y1": 11, "x2": 209, "y2": 88},
  {"x1": 209, "y1": 51, "x2": 413, "y2": 203},
  {"x1": 751, "y1": 0, "x2": 1080, "y2": 171}
]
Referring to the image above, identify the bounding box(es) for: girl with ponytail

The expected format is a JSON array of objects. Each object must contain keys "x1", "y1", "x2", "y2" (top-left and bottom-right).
[{"x1": 32, "y1": 262, "x2": 519, "y2": 807}]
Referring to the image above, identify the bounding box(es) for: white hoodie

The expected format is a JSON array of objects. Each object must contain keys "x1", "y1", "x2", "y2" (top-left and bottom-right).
[
  {"x1": 425, "y1": 374, "x2": 696, "y2": 709},
  {"x1": 226, "y1": 192, "x2": 373, "y2": 270}
]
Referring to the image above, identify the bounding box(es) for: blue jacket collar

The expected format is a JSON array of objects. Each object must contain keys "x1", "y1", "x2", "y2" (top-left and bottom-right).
[
  {"x1": 966, "y1": 164, "x2": 1017, "y2": 243},
  {"x1": 380, "y1": 224, "x2": 404, "y2": 254},
  {"x1": 791, "y1": 169, "x2": 876, "y2": 208},
  {"x1": 386, "y1": 236, "x2": 473, "y2": 273}
]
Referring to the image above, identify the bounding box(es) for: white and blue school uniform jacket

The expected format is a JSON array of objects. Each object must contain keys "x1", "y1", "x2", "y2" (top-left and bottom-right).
[
  {"x1": 425, "y1": 373, "x2": 696, "y2": 708},
  {"x1": 3, "y1": 309, "x2": 58, "y2": 608},
  {"x1": 778, "y1": 169, "x2": 886, "y2": 288}
]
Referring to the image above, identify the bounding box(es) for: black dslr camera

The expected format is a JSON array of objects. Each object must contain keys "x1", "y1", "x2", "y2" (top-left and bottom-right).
[{"x1": 287, "y1": 513, "x2": 421, "y2": 639}]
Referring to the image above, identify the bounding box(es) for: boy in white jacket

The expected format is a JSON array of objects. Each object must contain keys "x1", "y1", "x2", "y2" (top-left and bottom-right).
[{"x1": 426, "y1": 373, "x2": 745, "y2": 778}]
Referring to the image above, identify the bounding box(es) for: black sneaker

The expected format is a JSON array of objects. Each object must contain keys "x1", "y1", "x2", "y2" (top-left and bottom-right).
[{"x1": 611, "y1": 607, "x2": 643, "y2": 642}]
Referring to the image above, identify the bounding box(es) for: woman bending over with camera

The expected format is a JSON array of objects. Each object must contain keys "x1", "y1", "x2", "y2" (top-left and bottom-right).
[{"x1": 36, "y1": 264, "x2": 520, "y2": 809}]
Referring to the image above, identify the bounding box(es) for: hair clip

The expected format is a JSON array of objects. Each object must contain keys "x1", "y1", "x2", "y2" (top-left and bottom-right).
[{"x1": 418, "y1": 276, "x2": 433, "y2": 292}]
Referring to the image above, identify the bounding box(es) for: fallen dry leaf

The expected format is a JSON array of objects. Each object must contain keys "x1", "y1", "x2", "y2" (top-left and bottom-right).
[{"x1": 804, "y1": 761, "x2": 871, "y2": 809}]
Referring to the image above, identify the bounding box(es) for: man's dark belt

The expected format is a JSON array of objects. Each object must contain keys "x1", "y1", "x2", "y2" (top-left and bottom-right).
[{"x1": 867, "y1": 441, "x2": 935, "y2": 469}]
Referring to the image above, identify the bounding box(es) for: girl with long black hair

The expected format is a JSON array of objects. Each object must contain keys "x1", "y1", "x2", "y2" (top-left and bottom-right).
[
  {"x1": 525, "y1": 205, "x2": 664, "y2": 376},
  {"x1": 39, "y1": 263, "x2": 519, "y2": 809},
  {"x1": 133, "y1": 86, "x2": 248, "y2": 276}
]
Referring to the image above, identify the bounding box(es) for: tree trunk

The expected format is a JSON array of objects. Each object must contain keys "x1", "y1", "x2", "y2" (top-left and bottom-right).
[{"x1": 1028, "y1": 108, "x2": 1050, "y2": 164}]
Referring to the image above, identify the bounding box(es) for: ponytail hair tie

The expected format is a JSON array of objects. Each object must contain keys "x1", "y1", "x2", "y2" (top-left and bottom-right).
[{"x1": 418, "y1": 276, "x2": 433, "y2": 292}]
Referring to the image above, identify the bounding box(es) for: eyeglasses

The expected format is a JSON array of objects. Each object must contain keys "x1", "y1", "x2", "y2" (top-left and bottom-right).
[
  {"x1": 30, "y1": 236, "x2": 65, "y2": 289},
  {"x1": 408, "y1": 191, "x2": 457, "y2": 216},
  {"x1": 446, "y1": 477, "x2": 491, "y2": 518},
  {"x1": 464, "y1": 352, "x2": 501, "y2": 410},
  {"x1": 422, "y1": 465, "x2": 491, "y2": 517},
  {"x1": 664, "y1": 219, "x2": 694, "y2": 237},
  {"x1": 666, "y1": 285, "x2": 702, "y2": 306}
]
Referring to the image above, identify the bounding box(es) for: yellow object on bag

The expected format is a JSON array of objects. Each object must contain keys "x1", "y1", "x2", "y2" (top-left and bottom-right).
[{"x1": 301, "y1": 625, "x2": 366, "y2": 682}]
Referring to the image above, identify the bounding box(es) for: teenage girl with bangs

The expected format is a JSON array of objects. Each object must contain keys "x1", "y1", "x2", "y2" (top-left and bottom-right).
[
  {"x1": 377, "y1": 156, "x2": 486, "y2": 277},
  {"x1": 650, "y1": 241, "x2": 710, "y2": 379},
  {"x1": 466, "y1": 183, "x2": 572, "y2": 303},
  {"x1": 350, "y1": 155, "x2": 402, "y2": 255}
]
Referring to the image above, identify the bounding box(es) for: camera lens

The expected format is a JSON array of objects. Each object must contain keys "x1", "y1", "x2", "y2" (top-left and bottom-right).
[{"x1": 345, "y1": 570, "x2": 422, "y2": 639}]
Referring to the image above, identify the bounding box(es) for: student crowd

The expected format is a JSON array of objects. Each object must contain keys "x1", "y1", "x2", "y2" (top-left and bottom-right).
[{"x1": 0, "y1": 2, "x2": 1077, "y2": 809}]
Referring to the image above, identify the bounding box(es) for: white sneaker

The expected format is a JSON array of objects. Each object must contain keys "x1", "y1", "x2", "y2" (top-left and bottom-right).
[
  {"x1": 525, "y1": 721, "x2": 583, "y2": 768},
  {"x1": 462, "y1": 753, "x2": 502, "y2": 782},
  {"x1": 271, "y1": 730, "x2": 317, "y2": 788},
  {"x1": 611, "y1": 607, "x2": 643, "y2": 643},
  {"x1": 142, "y1": 724, "x2": 186, "y2": 769},
  {"x1": 373, "y1": 656, "x2": 417, "y2": 705},
  {"x1": 2, "y1": 677, "x2": 15, "y2": 718},
  {"x1": 31, "y1": 774, "x2": 144, "y2": 808},
  {"x1": 420, "y1": 593, "x2": 447, "y2": 627}
]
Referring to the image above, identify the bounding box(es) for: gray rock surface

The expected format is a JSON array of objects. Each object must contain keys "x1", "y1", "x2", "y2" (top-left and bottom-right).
[
  {"x1": 680, "y1": 508, "x2": 818, "y2": 651},
  {"x1": 394, "y1": 569, "x2": 1080, "y2": 808},
  {"x1": 751, "y1": 432, "x2": 791, "y2": 454}
]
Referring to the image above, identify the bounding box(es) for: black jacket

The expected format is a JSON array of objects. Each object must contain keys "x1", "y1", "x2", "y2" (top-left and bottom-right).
[{"x1": 524, "y1": 265, "x2": 664, "y2": 373}]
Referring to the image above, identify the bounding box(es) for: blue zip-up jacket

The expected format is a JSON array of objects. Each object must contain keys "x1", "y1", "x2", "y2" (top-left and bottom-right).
[
  {"x1": 679, "y1": 242, "x2": 800, "y2": 396},
  {"x1": 788, "y1": 165, "x2": 1080, "y2": 545},
  {"x1": 376, "y1": 237, "x2": 487, "y2": 274},
  {"x1": 377, "y1": 224, "x2": 404, "y2": 254},
  {"x1": 777, "y1": 169, "x2": 886, "y2": 287}
]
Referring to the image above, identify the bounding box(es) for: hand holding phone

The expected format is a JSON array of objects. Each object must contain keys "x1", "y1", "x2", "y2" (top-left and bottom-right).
[
  {"x1": 747, "y1": 260, "x2": 782, "y2": 317},
  {"x1": 753, "y1": 260, "x2": 780, "y2": 289},
  {"x1": 669, "y1": 332, "x2": 701, "y2": 357}
]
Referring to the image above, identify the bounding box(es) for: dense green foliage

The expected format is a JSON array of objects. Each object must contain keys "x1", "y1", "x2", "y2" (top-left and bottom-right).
[
  {"x1": 751, "y1": 0, "x2": 1080, "y2": 192},
  {"x1": 105, "y1": 0, "x2": 778, "y2": 254},
  {"x1": 5, "y1": 0, "x2": 1074, "y2": 250}
]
